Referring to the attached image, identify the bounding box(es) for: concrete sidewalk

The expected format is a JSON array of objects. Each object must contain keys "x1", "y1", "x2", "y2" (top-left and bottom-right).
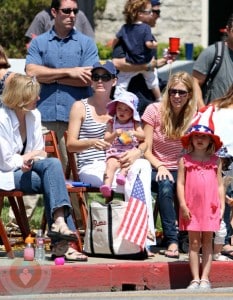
[{"x1": 0, "y1": 246, "x2": 232, "y2": 296}]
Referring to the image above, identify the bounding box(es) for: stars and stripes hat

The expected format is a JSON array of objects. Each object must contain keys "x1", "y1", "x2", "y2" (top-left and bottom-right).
[{"x1": 181, "y1": 105, "x2": 223, "y2": 151}]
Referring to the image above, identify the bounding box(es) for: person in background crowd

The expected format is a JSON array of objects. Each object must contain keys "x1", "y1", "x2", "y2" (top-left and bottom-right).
[
  {"x1": 112, "y1": 0, "x2": 176, "y2": 115},
  {"x1": 142, "y1": 72, "x2": 197, "y2": 258},
  {"x1": 0, "y1": 44, "x2": 39, "y2": 230},
  {"x1": 192, "y1": 13, "x2": 233, "y2": 107},
  {"x1": 25, "y1": 0, "x2": 98, "y2": 168},
  {"x1": 210, "y1": 84, "x2": 233, "y2": 259},
  {"x1": 25, "y1": 0, "x2": 98, "y2": 228},
  {"x1": 0, "y1": 73, "x2": 87, "y2": 262},
  {"x1": 113, "y1": 0, "x2": 161, "y2": 102},
  {"x1": 67, "y1": 61, "x2": 156, "y2": 255},
  {"x1": 25, "y1": 5, "x2": 94, "y2": 48}
]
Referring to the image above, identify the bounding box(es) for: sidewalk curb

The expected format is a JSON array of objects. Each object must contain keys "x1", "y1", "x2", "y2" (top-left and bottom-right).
[{"x1": 0, "y1": 260, "x2": 232, "y2": 295}]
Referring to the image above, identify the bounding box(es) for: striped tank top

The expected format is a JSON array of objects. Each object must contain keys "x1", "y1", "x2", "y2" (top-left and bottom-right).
[{"x1": 77, "y1": 99, "x2": 107, "y2": 170}]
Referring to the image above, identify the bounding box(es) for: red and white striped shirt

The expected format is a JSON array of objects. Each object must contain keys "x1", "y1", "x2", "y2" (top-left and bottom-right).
[{"x1": 142, "y1": 102, "x2": 183, "y2": 170}]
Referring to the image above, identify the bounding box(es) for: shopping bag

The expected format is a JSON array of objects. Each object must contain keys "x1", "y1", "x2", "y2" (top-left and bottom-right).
[{"x1": 83, "y1": 200, "x2": 147, "y2": 259}]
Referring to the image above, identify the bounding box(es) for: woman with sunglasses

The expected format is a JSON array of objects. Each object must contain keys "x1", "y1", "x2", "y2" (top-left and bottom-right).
[
  {"x1": 141, "y1": 71, "x2": 197, "y2": 258},
  {"x1": 67, "y1": 61, "x2": 156, "y2": 255}
]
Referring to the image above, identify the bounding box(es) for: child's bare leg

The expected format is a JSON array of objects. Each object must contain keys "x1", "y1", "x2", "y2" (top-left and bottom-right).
[
  {"x1": 188, "y1": 231, "x2": 201, "y2": 283},
  {"x1": 118, "y1": 167, "x2": 129, "y2": 177},
  {"x1": 201, "y1": 231, "x2": 213, "y2": 281},
  {"x1": 100, "y1": 157, "x2": 120, "y2": 199},
  {"x1": 104, "y1": 157, "x2": 120, "y2": 186}
]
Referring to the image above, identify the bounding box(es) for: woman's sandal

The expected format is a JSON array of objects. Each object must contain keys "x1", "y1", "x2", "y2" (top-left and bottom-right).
[
  {"x1": 47, "y1": 222, "x2": 78, "y2": 241},
  {"x1": 64, "y1": 247, "x2": 88, "y2": 262},
  {"x1": 51, "y1": 241, "x2": 88, "y2": 262},
  {"x1": 164, "y1": 248, "x2": 180, "y2": 259}
]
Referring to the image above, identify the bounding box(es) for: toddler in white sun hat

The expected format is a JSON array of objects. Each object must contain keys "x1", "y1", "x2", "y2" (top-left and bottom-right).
[{"x1": 100, "y1": 91, "x2": 145, "y2": 198}]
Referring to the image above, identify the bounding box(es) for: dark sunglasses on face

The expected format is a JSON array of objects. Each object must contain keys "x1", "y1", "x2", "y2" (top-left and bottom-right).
[
  {"x1": 59, "y1": 8, "x2": 79, "y2": 15},
  {"x1": 91, "y1": 73, "x2": 114, "y2": 82},
  {"x1": 169, "y1": 89, "x2": 188, "y2": 97},
  {"x1": 152, "y1": 9, "x2": 161, "y2": 15}
]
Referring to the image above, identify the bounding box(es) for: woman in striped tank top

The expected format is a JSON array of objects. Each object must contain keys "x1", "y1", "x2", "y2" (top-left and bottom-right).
[
  {"x1": 67, "y1": 61, "x2": 156, "y2": 251},
  {"x1": 142, "y1": 72, "x2": 197, "y2": 259}
]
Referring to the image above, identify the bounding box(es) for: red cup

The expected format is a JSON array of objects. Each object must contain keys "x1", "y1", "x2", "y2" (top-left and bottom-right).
[{"x1": 169, "y1": 37, "x2": 180, "y2": 54}]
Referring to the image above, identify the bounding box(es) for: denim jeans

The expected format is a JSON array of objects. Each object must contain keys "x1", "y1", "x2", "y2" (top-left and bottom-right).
[
  {"x1": 14, "y1": 157, "x2": 75, "y2": 231},
  {"x1": 152, "y1": 169, "x2": 178, "y2": 247},
  {"x1": 224, "y1": 186, "x2": 233, "y2": 245}
]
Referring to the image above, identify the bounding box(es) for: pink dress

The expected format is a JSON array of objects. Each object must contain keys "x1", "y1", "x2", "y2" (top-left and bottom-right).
[{"x1": 179, "y1": 154, "x2": 221, "y2": 232}]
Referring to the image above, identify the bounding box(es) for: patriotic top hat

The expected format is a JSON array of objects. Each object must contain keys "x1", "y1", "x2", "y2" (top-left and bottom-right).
[{"x1": 181, "y1": 105, "x2": 223, "y2": 151}]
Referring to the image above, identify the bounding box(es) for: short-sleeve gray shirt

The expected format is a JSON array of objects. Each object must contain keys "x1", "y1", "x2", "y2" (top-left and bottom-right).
[{"x1": 193, "y1": 43, "x2": 233, "y2": 102}]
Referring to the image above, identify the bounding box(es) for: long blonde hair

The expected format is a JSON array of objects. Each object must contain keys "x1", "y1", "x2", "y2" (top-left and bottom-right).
[
  {"x1": 2, "y1": 74, "x2": 40, "y2": 110},
  {"x1": 161, "y1": 72, "x2": 197, "y2": 139}
]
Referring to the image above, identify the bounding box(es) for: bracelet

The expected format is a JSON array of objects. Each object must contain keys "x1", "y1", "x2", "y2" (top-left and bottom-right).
[
  {"x1": 157, "y1": 164, "x2": 164, "y2": 170},
  {"x1": 138, "y1": 148, "x2": 145, "y2": 158}
]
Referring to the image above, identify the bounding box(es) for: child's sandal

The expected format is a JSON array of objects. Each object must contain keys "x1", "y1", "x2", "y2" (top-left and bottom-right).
[{"x1": 187, "y1": 280, "x2": 200, "y2": 290}]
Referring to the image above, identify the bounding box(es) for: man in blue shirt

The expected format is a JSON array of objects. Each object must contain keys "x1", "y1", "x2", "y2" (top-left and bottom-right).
[{"x1": 25, "y1": 0, "x2": 99, "y2": 165}]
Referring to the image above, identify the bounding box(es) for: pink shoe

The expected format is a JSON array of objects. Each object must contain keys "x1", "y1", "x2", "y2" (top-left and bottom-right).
[
  {"x1": 100, "y1": 185, "x2": 112, "y2": 197},
  {"x1": 116, "y1": 174, "x2": 126, "y2": 185}
]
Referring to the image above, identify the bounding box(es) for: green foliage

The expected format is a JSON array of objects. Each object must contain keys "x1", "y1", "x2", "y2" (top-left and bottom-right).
[
  {"x1": 94, "y1": 0, "x2": 107, "y2": 13},
  {"x1": 0, "y1": 0, "x2": 50, "y2": 58},
  {"x1": 96, "y1": 42, "x2": 113, "y2": 60}
]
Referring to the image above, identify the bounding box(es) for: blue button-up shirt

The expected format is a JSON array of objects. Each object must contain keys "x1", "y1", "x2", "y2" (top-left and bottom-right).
[{"x1": 26, "y1": 28, "x2": 99, "y2": 122}]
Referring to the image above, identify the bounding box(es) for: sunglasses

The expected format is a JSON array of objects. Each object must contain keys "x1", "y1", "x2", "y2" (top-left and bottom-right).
[
  {"x1": 91, "y1": 73, "x2": 114, "y2": 82},
  {"x1": 59, "y1": 8, "x2": 79, "y2": 15},
  {"x1": 168, "y1": 89, "x2": 189, "y2": 97},
  {"x1": 152, "y1": 9, "x2": 161, "y2": 15},
  {"x1": 141, "y1": 10, "x2": 153, "y2": 14}
]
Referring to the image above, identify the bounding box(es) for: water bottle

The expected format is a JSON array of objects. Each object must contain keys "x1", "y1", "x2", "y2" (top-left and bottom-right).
[{"x1": 35, "y1": 229, "x2": 45, "y2": 262}]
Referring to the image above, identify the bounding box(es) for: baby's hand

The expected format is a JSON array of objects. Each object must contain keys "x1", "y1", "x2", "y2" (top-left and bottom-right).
[{"x1": 116, "y1": 129, "x2": 123, "y2": 136}]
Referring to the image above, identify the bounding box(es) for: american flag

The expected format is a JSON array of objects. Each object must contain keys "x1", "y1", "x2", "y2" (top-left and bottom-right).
[{"x1": 117, "y1": 174, "x2": 148, "y2": 249}]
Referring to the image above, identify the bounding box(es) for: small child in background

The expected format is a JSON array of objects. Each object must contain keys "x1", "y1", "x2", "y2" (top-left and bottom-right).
[
  {"x1": 100, "y1": 92, "x2": 145, "y2": 198},
  {"x1": 177, "y1": 107, "x2": 225, "y2": 290},
  {"x1": 113, "y1": 0, "x2": 161, "y2": 101},
  {"x1": 212, "y1": 146, "x2": 233, "y2": 261},
  {"x1": 216, "y1": 146, "x2": 233, "y2": 260}
]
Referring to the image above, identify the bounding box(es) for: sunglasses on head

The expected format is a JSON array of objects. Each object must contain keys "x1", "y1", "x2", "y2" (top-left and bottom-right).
[
  {"x1": 168, "y1": 89, "x2": 188, "y2": 97},
  {"x1": 91, "y1": 73, "x2": 114, "y2": 82},
  {"x1": 59, "y1": 8, "x2": 79, "y2": 15}
]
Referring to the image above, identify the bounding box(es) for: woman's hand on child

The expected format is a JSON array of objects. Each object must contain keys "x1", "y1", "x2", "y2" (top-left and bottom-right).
[
  {"x1": 94, "y1": 139, "x2": 111, "y2": 150},
  {"x1": 119, "y1": 148, "x2": 140, "y2": 168},
  {"x1": 155, "y1": 166, "x2": 174, "y2": 182}
]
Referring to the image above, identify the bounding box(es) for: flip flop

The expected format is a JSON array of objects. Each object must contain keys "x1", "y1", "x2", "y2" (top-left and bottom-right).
[
  {"x1": 47, "y1": 231, "x2": 78, "y2": 241},
  {"x1": 64, "y1": 247, "x2": 88, "y2": 262},
  {"x1": 165, "y1": 249, "x2": 180, "y2": 259},
  {"x1": 221, "y1": 250, "x2": 233, "y2": 259},
  {"x1": 47, "y1": 223, "x2": 78, "y2": 242}
]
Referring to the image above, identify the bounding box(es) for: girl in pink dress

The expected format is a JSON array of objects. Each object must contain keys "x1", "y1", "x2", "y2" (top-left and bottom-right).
[{"x1": 177, "y1": 107, "x2": 225, "y2": 290}]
